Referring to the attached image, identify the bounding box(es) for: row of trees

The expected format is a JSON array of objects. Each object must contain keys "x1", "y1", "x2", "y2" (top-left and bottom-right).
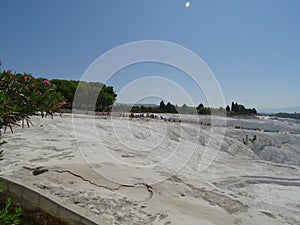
[
  {"x1": 130, "y1": 101, "x2": 177, "y2": 113},
  {"x1": 226, "y1": 102, "x2": 257, "y2": 116},
  {"x1": 126, "y1": 101, "x2": 257, "y2": 116},
  {"x1": 129, "y1": 101, "x2": 213, "y2": 115}
]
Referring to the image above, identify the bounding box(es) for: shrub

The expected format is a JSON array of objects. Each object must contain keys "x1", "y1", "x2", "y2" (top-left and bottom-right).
[
  {"x1": 0, "y1": 197, "x2": 22, "y2": 225},
  {"x1": 0, "y1": 72, "x2": 64, "y2": 131},
  {"x1": 0, "y1": 67, "x2": 64, "y2": 224}
]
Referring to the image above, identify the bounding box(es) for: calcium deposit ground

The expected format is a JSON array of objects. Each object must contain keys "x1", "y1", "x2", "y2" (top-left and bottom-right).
[{"x1": 1, "y1": 114, "x2": 300, "y2": 225}]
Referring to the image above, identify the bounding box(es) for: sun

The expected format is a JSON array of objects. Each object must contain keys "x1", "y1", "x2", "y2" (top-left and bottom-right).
[{"x1": 185, "y1": 1, "x2": 190, "y2": 8}]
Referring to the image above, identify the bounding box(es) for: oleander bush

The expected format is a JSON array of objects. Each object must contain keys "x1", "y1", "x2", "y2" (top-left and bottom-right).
[
  {"x1": 0, "y1": 67, "x2": 64, "y2": 224},
  {"x1": 0, "y1": 71, "x2": 64, "y2": 132}
]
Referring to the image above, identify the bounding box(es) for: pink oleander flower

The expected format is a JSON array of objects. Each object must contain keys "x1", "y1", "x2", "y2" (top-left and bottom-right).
[
  {"x1": 24, "y1": 76, "x2": 31, "y2": 81},
  {"x1": 7, "y1": 69, "x2": 12, "y2": 74},
  {"x1": 61, "y1": 100, "x2": 66, "y2": 105},
  {"x1": 39, "y1": 92, "x2": 43, "y2": 96},
  {"x1": 43, "y1": 79, "x2": 51, "y2": 85}
]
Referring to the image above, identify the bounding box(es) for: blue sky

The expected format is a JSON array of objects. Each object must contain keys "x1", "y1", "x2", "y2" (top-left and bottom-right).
[{"x1": 1, "y1": 0, "x2": 300, "y2": 110}]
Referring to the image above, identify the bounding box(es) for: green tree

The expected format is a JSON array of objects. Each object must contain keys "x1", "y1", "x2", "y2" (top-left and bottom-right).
[
  {"x1": 51, "y1": 79, "x2": 78, "y2": 107},
  {"x1": 226, "y1": 105, "x2": 230, "y2": 112},
  {"x1": 196, "y1": 103, "x2": 211, "y2": 115},
  {"x1": 65, "y1": 81, "x2": 117, "y2": 111},
  {"x1": 140, "y1": 105, "x2": 146, "y2": 112},
  {"x1": 238, "y1": 104, "x2": 246, "y2": 114},
  {"x1": 97, "y1": 84, "x2": 117, "y2": 111},
  {"x1": 166, "y1": 102, "x2": 177, "y2": 113},
  {"x1": 130, "y1": 106, "x2": 141, "y2": 113},
  {"x1": 159, "y1": 101, "x2": 166, "y2": 111}
]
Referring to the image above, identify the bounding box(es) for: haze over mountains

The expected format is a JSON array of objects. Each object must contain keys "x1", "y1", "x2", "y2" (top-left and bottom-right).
[{"x1": 260, "y1": 106, "x2": 300, "y2": 114}]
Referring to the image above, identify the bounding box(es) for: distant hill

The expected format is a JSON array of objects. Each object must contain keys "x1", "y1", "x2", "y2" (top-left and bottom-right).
[
  {"x1": 271, "y1": 113, "x2": 300, "y2": 120},
  {"x1": 114, "y1": 103, "x2": 158, "y2": 107},
  {"x1": 260, "y1": 106, "x2": 300, "y2": 114},
  {"x1": 133, "y1": 103, "x2": 158, "y2": 107}
]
